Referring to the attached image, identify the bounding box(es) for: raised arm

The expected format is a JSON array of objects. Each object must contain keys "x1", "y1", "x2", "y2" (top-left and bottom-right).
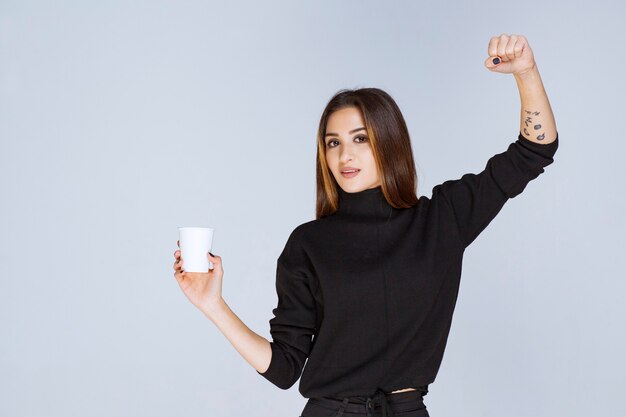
[
  {"x1": 515, "y1": 65, "x2": 557, "y2": 145},
  {"x1": 431, "y1": 34, "x2": 559, "y2": 249},
  {"x1": 485, "y1": 34, "x2": 557, "y2": 145}
]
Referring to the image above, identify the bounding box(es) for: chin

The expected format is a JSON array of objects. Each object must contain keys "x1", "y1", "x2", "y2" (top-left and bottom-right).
[{"x1": 342, "y1": 182, "x2": 372, "y2": 192}]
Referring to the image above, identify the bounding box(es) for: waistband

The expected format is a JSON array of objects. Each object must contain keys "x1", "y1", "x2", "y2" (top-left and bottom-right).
[{"x1": 309, "y1": 386, "x2": 428, "y2": 417}]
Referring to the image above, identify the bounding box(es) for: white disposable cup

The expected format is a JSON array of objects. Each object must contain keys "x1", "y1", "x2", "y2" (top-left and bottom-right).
[{"x1": 178, "y1": 227, "x2": 214, "y2": 273}]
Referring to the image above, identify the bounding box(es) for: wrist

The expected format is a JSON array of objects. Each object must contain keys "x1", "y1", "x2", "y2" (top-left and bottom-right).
[
  {"x1": 203, "y1": 297, "x2": 226, "y2": 319},
  {"x1": 514, "y1": 63, "x2": 539, "y2": 82}
]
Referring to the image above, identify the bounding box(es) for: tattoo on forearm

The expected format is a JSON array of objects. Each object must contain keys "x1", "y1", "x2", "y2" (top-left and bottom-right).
[{"x1": 523, "y1": 110, "x2": 545, "y2": 141}]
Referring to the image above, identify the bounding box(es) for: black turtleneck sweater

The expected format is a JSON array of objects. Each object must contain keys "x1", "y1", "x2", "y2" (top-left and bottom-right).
[{"x1": 257, "y1": 132, "x2": 559, "y2": 399}]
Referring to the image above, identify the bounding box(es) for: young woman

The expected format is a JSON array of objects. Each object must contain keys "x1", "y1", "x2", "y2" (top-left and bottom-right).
[{"x1": 173, "y1": 34, "x2": 558, "y2": 417}]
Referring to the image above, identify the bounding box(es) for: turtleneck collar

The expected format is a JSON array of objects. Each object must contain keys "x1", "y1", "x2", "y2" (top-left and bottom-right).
[{"x1": 336, "y1": 185, "x2": 393, "y2": 220}]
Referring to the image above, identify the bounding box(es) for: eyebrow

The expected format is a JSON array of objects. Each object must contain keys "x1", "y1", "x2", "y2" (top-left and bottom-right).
[{"x1": 324, "y1": 127, "x2": 366, "y2": 138}]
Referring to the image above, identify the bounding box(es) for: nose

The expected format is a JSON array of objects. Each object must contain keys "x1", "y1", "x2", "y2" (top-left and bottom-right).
[{"x1": 340, "y1": 148, "x2": 355, "y2": 163}]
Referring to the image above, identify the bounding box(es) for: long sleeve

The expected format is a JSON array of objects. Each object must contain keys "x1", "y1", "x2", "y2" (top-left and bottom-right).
[
  {"x1": 257, "y1": 226, "x2": 317, "y2": 389},
  {"x1": 433, "y1": 132, "x2": 559, "y2": 248}
]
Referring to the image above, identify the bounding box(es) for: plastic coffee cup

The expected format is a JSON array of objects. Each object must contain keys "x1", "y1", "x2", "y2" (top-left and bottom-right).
[{"x1": 177, "y1": 227, "x2": 215, "y2": 273}]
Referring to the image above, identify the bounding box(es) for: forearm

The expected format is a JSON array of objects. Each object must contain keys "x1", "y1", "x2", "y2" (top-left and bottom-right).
[
  {"x1": 204, "y1": 298, "x2": 272, "y2": 373},
  {"x1": 514, "y1": 64, "x2": 558, "y2": 144}
]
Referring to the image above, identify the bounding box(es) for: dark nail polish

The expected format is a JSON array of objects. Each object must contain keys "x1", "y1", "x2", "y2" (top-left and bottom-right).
[
  {"x1": 209, "y1": 252, "x2": 214, "y2": 257},
  {"x1": 493, "y1": 57, "x2": 500, "y2": 65}
]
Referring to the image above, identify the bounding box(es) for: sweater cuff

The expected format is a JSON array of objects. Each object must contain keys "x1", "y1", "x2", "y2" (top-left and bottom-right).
[
  {"x1": 517, "y1": 131, "x2": 559, "y2": 158},
  {"x1": 256, "y1": 342, "x2": 285, "y2": 385}
]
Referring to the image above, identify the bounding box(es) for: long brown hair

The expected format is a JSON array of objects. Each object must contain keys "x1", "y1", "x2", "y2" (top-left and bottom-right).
[{"x1": 315, "y1": 87, "x2": 420, "y2": 219}]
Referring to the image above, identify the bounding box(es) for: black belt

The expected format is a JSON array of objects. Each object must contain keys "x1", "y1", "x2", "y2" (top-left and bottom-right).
[
  {"x1": 365, "y1": 387, "x2": 394, "y2": 417},
  {"x1": 330, "y1": 386, "x2": 426, "y2": 417}
]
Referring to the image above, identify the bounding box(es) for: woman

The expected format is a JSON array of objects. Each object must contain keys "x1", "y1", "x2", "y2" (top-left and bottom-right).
[{"x1": 173, "y1": 33, "x2": 558, "y2": 417}]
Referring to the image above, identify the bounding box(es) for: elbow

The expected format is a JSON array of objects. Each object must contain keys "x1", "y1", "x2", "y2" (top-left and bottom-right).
[{"x1": 256, "y1": 341, "x2": 306, "y2": 390}]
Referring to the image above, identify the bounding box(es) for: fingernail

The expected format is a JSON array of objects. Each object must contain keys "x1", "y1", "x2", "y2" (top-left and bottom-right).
[
  {"x1": 493, "y1": 57, "x2": 500, "y2": 65},
  {"x1": 209, "y1": 252, "x2": 214, "y2": 257}
]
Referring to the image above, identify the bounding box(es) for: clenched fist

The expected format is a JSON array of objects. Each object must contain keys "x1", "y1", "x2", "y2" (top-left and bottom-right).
[{"x1": 484, "y1": 33, "x2": 536, "y2": 76}]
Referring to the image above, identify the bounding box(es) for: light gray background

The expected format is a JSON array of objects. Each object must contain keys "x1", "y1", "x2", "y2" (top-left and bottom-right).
[{"x1": 1, "y1": 1, "x2": 624, "y2": 416}]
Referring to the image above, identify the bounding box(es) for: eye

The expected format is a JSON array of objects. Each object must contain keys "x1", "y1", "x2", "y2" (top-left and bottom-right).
[{"x1": 325, "y1": 136, "x2": 368, "y2": 148}]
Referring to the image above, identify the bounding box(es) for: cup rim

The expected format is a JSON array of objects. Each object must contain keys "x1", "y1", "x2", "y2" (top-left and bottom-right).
[{"x1": 178, "y1": 227, "x2": 214, "y2": 230}]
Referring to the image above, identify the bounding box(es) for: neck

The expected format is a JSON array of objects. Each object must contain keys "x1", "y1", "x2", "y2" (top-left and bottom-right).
[{"x1": 336, "y1": 185, "x2": 392, "y2": 220}]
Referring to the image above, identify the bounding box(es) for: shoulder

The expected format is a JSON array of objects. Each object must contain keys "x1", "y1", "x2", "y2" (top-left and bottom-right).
[
  {"x1": 290, "y1": 218, "x2": 317, "y2": 236},
  {"x1": 281, "y1": 217, "x2": 335, "y2": 256},
  {"x1": 292, "y1": 213, "x2": 334, "y2": 234},
  {"x1": 412, "y1": 191, "x2": 436, "y2": 214},
  {"x1": 282, "y1": 218, "x2": 319, "y2": 248}
]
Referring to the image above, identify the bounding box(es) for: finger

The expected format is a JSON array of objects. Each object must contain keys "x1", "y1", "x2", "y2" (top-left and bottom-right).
[
  {"x1": 497, "y1": 33, "x2": 510, "y2": 61},
  {"x1": 513, "y1": 36, "x2": 526, "y2": 58},
  {"x1": 173, "y1": 258, "x2": 183, "y2": 271},
  {"x1": 505, "y1": 35, "x2": 517, "y2": 61},
  {"x1": 207, "y1": 252, "x2": 223, "y2": 273},
  {"x1": 487, "y1": 35, "x2": 499, "y2": 59},
  {"x1": 174, "y1": 249, "x2": 180, "y2": 259},
  {"x1": 174, "y1": 270, "x2": 186, "y2": 284}
]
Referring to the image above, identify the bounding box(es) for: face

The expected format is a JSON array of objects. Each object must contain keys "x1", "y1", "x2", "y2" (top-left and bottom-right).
[{"x1": 324, "y1": 107, "x2": 381, "y2": 193}]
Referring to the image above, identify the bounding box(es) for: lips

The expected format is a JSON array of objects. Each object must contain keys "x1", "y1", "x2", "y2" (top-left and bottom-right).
[{"x1": 340, "y1": 168, "x2": 361, "y2": 178}]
